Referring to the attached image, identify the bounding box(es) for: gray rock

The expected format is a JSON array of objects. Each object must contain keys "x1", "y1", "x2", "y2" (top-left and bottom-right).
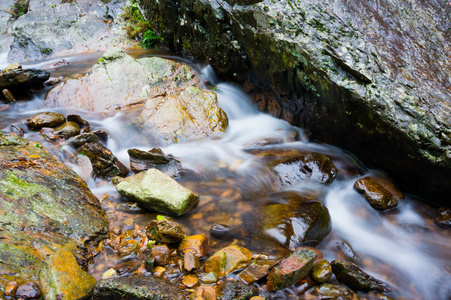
[
  {"x1": 92, "y1": 276, "x2": 186, "y2": 300},
  {"x1": 137, "y1": 0, "x2": 451, "y2": 205},
  {"x1": 220, "y1": 281, "x2": 258, "y2": 300},
  {"x1": 116, "y1": 168, "x2": 199, "y2": 216},
  {"x1": 8, "y1": 2, "x2": 128, "y2": 62}
]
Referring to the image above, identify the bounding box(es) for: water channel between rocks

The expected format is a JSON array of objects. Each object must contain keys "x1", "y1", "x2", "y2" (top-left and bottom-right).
[{"x1": 0, "y1": 49, "x2": 450, "y2": 299}]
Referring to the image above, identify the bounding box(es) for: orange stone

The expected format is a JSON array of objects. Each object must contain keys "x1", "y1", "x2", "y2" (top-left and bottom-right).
[{"x1": 178, "y1": 235, "x2": 208, "y2": 258}]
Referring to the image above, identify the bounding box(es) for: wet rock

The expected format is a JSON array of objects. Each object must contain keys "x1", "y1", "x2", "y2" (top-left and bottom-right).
[
  {"x1": 182, "y1": 274, "x2": 199, "y2": 288},
  {"x1": 3, "y1": 63, "x2": 21, "y2": 72},
  {"x1": 67, "y1": 114, "x2": 90, "y2": 127},
  {"x1": 101, "y1": 268, "x2": 119, "y2": 280},
  {"x1": 128, "y1": 148, "x2": 182, "y2": 177},
  {"x1": 354, "y1": 176, "x2": 403, "y2": 210},
  {"x1": 266, "y1": 248, "x2": 317, "y2": 291},
  {"x1": 67, "y1": 132, "x2": 99, "y2": 148},
  {"x1": 78, "y1": 141, "x2": 128, "y2": 178},
  {"x1": 238, "y1": 255, "x2": 278, "y2": 285},
  {"x1": 200, "y1": 272, "x2": 219, "y2": 284},
  {"x1": 53, "y1": 121, "x2": 80, "y2": 139},
  {"x1": 220, "y1": 281, "x2": 258, "y2": 300},
  {"x1": 184, "y1": 250, "x2": 200, "y2": 272},
  {"x1": 153, "y1": 266, "x2": 167, "y2": 277},
  {"x1": 2, "y1": 89, "x2": 15, "y2": 103},
  {"x1": 0, "y1": 68, "x2": 50, "y2": 92},
  {"x1": 145, "y1": 256, "x2": 155, "y2": 273},
  {"x1": 331, "y1": 260, "x2": 390, "y2": 292},
  {"x1": 204, "y1": 245, "x2": 253, "y2": 277},
  {"x1": 311, "y1": 259, "x2": 333, "y2": 283},
  {"x1": 137, "y1": 0, "x2": 451, "y2": 205},
  {"x1": 15, "y1": 282, "x2": 42, "y2": 299},
  {"x1": 178, "y1": 235, "x2": 208, "y2": 258},
  {"x1": 210, "y1": 224, "x2": 235, "y2": 240},
  {"x1": 0, "y1": 133, "x2": 108, "y2": 298},
  {"x1": 147, "y1": 219, "x2": 186, "y2": 244},
  {"x1": 116, "y1": 169, "x2": 199, "y2": 216},
  {"x1": 258, "y1": 192, "x2": 332, "y2": 249},
  {"x1": 150, "y1": 244, "x2": 170, "y2": 266},
  {"x1": 40, "y1": 247, "x2": 96, "y2": 299},
  {"x1": 190, "y1": 286, "x2": 216, "y2": 300},
  {"x1": 136, "y1": 85, "x2": 228, "y2": 144},
  {"x1": 4, "y1": 281, "x2": 18, "y2": 296},
  {"x1": 26, "y1": 112, "x2": 66, "y2": 130},
  {"x1": 92, "y1": 276, "x2": 186, "y2": 300},
  {"x1": 302, "y1": 153, "x2": 338, "y2": 184},
  {"x1": 309, "y1": 283, "x2": 359, "y2": 300},
  {"x1": 434, "y1": 206, "x2": 451, "y2": 228}
]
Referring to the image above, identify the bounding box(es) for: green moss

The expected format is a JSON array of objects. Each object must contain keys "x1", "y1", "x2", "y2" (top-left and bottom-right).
[
  {"x1": 0, "y1": 171, "x2": 45, "y2": 198},
  {"x1": 121, "y1": 0, "x2": 152, "y2": 40}
]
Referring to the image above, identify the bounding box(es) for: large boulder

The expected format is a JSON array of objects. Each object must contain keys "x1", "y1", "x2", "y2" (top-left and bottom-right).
[
  {"x1": 45, "y1": 48, "x2": 228, "y2": 144},
  {"x1": 0, "y1": 133, "x2": 108, "y2": 299},
  {"x1": 137, "y1": 0, "x2": 451, "y2": 205},
  {"x1": 7, "y1": 0, "x2": 129, "y2": 62}
]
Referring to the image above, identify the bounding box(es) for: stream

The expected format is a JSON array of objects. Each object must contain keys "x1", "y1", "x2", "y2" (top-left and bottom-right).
[{"x1": 0, "y1": 50, "x2": 450, "y2": 300}]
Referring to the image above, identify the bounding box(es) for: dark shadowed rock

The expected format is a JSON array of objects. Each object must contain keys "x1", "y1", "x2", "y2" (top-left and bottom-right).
[
  {"x1": 92, "y1": 276, "x2": 186, "y2": 300},
  {"x1": 78, "y1": 141, "x2": 128, "y2": 178},
  {"x1": 331, "y1": 260, "x2": 391, "y2": 292},
  {"x1": 0, "y1": 133, "x2": 108, "y2": 298},
  {"x1": 220, "y1": 281, "x2": 258, "y2": 300},
  {"x1": 257, "y1": 192, "x2": 332, "y2": 249},
  {"x1": 309, "y1": 283, "x2": 359, "y2": 300},
  {"x1": 0, "y1": 68, "x2": 50, "y2": 91},
  {"x1": 434, "y1": 206, "x2": 451, "y2": 228},
  {"x1": 137, "y1": 0, "x2": 451, "y2": 205},
  {"x1": 128, "y1": 148, "x2": 182, "y2": 177},
  {"x1": 354, "y1": 176, "x2": 403, "y2": 210}
]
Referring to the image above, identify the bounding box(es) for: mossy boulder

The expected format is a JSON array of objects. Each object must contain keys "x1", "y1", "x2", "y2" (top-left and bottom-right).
[
  {"x1": 116, "y1": 168, "x2": 199, "y2": 216},
  {"x1": 0, "y1": 133, "x2": 108, "y2": 299}
]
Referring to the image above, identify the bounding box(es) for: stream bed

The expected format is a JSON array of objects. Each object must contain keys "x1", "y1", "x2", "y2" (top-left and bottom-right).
[{"x1": 1, "y1": 50, "x2": 450, "y2": 300}]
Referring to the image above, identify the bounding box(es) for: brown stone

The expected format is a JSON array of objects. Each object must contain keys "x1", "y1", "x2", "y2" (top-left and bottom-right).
[
  {"x1": 189, "y1": 286, "x2": 216, "y2": 300},
  {"x1": 150, "y1": 244, "x2": 170, "y2": 266},
  {"x1": 15, "y1": 282, "x2": 42, "y2": 299},
  {"x1": 310, "y1": 283, "x2": 359, "y2": 300},
  {"x1": 311, "y1": 259, "x2": 333, "y2": 283},
  {"x1": 354, "y1": 176, "x2": 403, "y2": 210},
  {"x1": 266, "y1": 248, "x2": 317, "y2": 291},
  {"x1": 238, "y1": 255, "x2": 278, "y2": 285},
  {"x1": 204, "y1": 245, "x2": 252, "y2": 277},
  {"x1": 2, "y1": 89, "x2": 15, "y2": 103},
  {"x1": 178, "y1": 234, "x2": 208, "y2": 258},
  {"x1": 184, "y1": 250, "x2": 200, "y2": 272},
  {"x1": 147, "y1": 219, "x2": 185, "y2": 244},
  {"x1": 153, "y1": 266, "x2": 166, "y2": 277},
  {"x1": 4, "y1": 281, "x2": 18, "y2": 296},
  {"x1": 434, "y1": 206, "x2": 451, "y2": 228},
  {"x1": 182, "y1": 274, "x2": 199, "y2": 288}
]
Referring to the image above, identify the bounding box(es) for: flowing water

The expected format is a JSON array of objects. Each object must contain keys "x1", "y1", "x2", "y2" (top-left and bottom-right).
[{"x1": 0, "y1": 50, "x2": 450, "y2": 299}]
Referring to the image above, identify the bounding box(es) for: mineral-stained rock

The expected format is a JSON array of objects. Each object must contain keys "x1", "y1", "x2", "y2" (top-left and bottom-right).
[
  {"x1": 147, "y1": 219, "x2": 186, "y2": 244},
  {"x1": 0, "y1": 133, "x2": 108, "y2": 298},
  {"x1": 92, "y1": 276, "x2": 186, "y2": 300},
  {"x1": 354, "y1": 176, "x2": 403, "y2": 210},
  {"x1": 257, "y1": 192, "x2": 332, "y2": 249},
  {"x1": 128, "y1": 148, "x2": 182, "y2": 177},
  {"x1": 238, "y1": 256, "x2": 278, "y2": 285},
  {"x1": 266, "y1": 248, "x2": 317, "y2": 291},
  {"x1": 116, "y1": 169, "x2": 199, "y2": 216},
  {"x1": 190, "y1": 286, "x2": 216, "y2": 300},
  {"x1": 178, "y1": 235, "x2": 208, "y2": 258},
  {"x1": 220, "y1": 281, "x2": 258, "y2": 300},
  {"x1": 137, "y1": 0, "x2": 451, "y2": 205},
  {"x1": 26, "y1": 112, "x2": 66, "y2": 130},
  {"x1": 311, "y1": 259, "x2": 333, "y2": 283},
  {"x1": 204, "y1": 245, "x2": 253, "y2": 277},
  {"x1": 331, "y1": 260, "x2": 391, "y2": 292},
  {"x1": 309, "y1": 283, "x2": 359, "y2": 300}
]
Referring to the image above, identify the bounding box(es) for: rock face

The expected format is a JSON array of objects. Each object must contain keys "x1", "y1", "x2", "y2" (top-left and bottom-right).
[
  {"x1": 137, "y1": 0, "x2": 451, "y2": 205},
  {"x1": 7, "y1": 0, "x2": 129, "y2": 62},
  {"x1": 46, "y1": 48, "x2": 228, "y2": 144},
  {"x1": 0, "y1": 133, "x2": 108, "y2": 299},
  {"x1": 116, "y1": 168, "x2": 199, "y2": 216}
]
